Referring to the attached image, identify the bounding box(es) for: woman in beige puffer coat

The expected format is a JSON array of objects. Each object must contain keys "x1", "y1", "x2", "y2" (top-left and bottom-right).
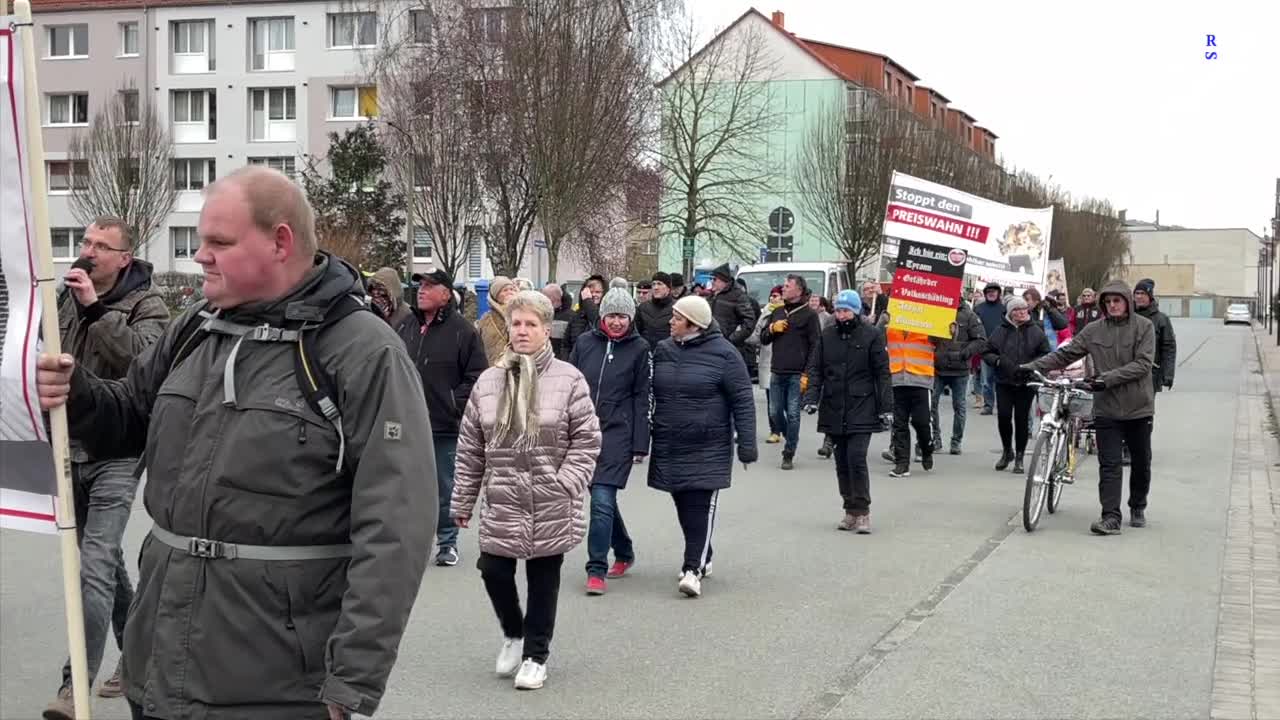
[{"x1": 452, "y1": 290, "x2": 601, "y2": 692}]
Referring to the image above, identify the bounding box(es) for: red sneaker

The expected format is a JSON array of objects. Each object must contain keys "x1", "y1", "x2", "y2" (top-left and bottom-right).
[
  {"x1": 606, "y1": 560, "x2": 634, "y2": 578},
  {"x1": 585, "y1": 576, "x2": 607, "y2": 595}
]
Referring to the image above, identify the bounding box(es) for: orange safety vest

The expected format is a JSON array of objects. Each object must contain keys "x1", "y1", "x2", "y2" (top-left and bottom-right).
[{"x1": 886, "y1": 329, "x2": 935, "y2": 377}]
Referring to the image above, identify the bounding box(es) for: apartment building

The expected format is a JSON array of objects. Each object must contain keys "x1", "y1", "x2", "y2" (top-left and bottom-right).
[{"x1": 28, "y1": 0, "x2": 578, "y2": 286}]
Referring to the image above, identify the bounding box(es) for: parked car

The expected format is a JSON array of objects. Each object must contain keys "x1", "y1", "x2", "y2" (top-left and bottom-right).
[
  {"x1": 735, "y1": 261, "x2": 852, "y2": 306},
  {"x1": 1224, "y1": 303, "x2": 1252, "y2": 325}
]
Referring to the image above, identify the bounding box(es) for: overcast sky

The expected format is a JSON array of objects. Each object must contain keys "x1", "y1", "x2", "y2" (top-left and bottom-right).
[{"x1": 691, "y1": 0, "x2": 1280, "y2": 236}]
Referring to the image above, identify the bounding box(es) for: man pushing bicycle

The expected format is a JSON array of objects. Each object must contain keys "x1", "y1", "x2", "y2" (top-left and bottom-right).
[{"x1": 1019, "y1": 280, "x2": 1155, "y2": 536}]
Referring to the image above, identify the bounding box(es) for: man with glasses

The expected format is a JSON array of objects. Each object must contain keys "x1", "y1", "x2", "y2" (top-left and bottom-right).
[
  {"x1": 1021, "y1": 280, "x2": 1155, "y2": 536},
  {"x1": 44, "y1": 217, "x2": 170, "y2": 716}
]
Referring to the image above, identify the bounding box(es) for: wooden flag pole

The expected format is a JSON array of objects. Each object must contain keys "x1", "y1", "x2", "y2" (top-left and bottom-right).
[{"x1": 15, "y1": 1, "x2": 92, "y2": 716}]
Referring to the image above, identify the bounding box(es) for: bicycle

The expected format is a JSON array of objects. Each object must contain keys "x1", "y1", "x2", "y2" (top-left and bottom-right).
[{"x1": 1022, "y1": 371, "x2": 1094, "y2": 531}]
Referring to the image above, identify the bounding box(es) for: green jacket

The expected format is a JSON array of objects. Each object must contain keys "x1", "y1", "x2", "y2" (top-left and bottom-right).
[
  {"x1": 58, "y1": 259, "x2": 169, "y2": 462},
  {"x1": 1028, "y1": 279, "x2": 1155, "y2": 420},
  {"x1": 67, "y1": 254, "x2": 435, "y2": 719}
]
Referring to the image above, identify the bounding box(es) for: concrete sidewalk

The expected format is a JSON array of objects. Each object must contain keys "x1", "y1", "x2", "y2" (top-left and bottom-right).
[{"x1": 1212, "y1": 326, "x2": 1280, "y2": 719}]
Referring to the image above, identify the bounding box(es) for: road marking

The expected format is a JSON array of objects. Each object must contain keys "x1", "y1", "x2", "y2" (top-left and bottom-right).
[{"x1": 794, "y1": 511, "x2": 1021, "y2": 719}]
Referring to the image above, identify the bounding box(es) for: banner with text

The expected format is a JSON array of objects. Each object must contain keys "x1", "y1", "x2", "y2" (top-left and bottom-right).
[
  {"x1": 0, "y1": 24, "x2": 58, "y2": 534},
  {"x1": 886, "y1": 239, "x2": 968, "y2": 339},
  {"x1": 879, "y1": 171, "x2": 1055, "y2": 290}
]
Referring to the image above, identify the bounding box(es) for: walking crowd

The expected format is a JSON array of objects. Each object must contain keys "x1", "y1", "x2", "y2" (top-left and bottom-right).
[{"x1": 32, "y1": 166, "x2": 1177, "y2": 718}]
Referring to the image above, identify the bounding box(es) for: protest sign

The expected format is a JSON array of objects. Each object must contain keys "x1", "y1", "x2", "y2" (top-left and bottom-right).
[
  {"x1": 886, "y1": 238, "x2": 968, "y2": 339},
  {"x1": 879, "y1": 171, "x2": 1055, "y2": 290}
]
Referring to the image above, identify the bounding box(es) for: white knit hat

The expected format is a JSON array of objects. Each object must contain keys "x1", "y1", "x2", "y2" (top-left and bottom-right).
[
  {"x1": 673, "y1": 295, "x2": 713, "y2": 329},
  {"x1": 599, "y1": 286, "x2": 636, "y2": 319}
]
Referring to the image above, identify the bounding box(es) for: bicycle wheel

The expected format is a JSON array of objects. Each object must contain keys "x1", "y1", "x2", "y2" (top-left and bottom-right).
[
  {"x1": 1047, "y1": 427, "x2": 1068, "y2": 514},
  {"x1": 1023, "y1": 430, "x2": 1054, "y2": 531}
]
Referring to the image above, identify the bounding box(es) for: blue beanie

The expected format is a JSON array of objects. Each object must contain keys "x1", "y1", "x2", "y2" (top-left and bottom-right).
[{"x1": 835, "y1": 289, "x2": 862, "y2": 313}]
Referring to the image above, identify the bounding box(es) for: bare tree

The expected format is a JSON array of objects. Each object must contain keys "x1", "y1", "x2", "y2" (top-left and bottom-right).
[
  {"x1": 510, "y1": 0, "x2": 655, "y2": 281},
  {"x1": 67, "y1": 82, "x2": 177, "y2": 251},
  {"x1": 656, "y1": 14, "x2": 783, "y2": 277}
]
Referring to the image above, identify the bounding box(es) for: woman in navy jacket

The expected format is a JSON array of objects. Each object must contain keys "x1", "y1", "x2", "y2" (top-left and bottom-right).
[
  {"x1": 570, "y1": 285, "x2": 652, "y2": 596},
  {"x1": 648, "y1": 296, "x2": 757, "y2": 598}
]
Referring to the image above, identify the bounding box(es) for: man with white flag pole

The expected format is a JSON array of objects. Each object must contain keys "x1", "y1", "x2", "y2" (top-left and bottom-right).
[{"x1": 1, "y1": 1, "x2": 93, "y2": 717}]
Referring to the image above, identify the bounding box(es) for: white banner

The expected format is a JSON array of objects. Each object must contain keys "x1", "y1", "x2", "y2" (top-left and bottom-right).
[
  {"x1": 0, "y1": 22, "x2": 57, "y2": 534},
  {"x1": 879, "y1": 171, "x2": 1056, "y2": 291}
]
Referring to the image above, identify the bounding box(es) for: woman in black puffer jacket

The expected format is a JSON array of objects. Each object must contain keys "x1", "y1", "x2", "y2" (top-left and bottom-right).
[
  {"x1": 649, "y1": 296, "x2": 757, "y2": 598},
  {"x1": 982, "y1": 296, "x2": 1049, "y2": 473}
]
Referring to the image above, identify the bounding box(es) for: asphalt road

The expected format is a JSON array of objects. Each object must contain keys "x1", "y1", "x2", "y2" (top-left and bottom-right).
[{"x1": 0, "y1": 318, "x2": 1246, "y2": 719}]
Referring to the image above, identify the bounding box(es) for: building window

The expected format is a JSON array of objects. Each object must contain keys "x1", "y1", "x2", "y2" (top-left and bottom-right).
[
  {"x1": 883, "y1": 70, "x2": 891, "y2": 92},
  {"x1": 120, "y1": 22, "x2": 139, "y2": 56},
  {"x1": 47, "y1": 160, "x2": 89, "y2": 192},
  {"x1": 171, "y1": 90, "x2": 216, "y2": 142},
  {"x1": 248, "y1": 156, "x2": 296, "y2": 177},
  {"x1": 410, "y1": 10, "x2": 433, "y2": 45},
  {"x1": 330, "y1": 86, "x2": 378, "y2": 120},
  {"x1": 51, "y1": 228, "x2": 80, "y2": 260},
  {"x1": 120, "y1": 90, "x2": 139, "y2": 123},
  {"x1": 250, "y1": 87, "x2": 297, "y2": 142},
  {"x1": 48, "y1": 93, "x2": 89, "y2": 126},
  {"x1": 171, "y1": 227, "x2": 199, "y2": 259},
  {"x1": 327, "y1": 12, "x2": 377, "y2": 48},
  {"x1": 48, "y1": 25, "x2": 88, "y2": 58},
  {"x1": 413, "y1": 226, "x2": 432, "y2": 260},
  {"x1": 466, "y1": 227, "x2": 484, "y2": 277},
  {"x1": 172, "y1": 20, "x2": 213, "y2": 73},
  {"x1": 173, "y1": 21, "x2": 206, "y2": 54},
  {"x1": 250, "y1": 17, "x2": 295, "y2": 71},
  {"x1": 173, "y1": 158, "x2": 215, "y2": 191}
]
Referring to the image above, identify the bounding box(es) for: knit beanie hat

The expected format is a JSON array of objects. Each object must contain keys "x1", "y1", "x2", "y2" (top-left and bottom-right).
[
  {"x1": 652, "y1": 271, "x2": 672, "y2": 287},
  {"x1": 489, "y1": 276, "x2": 514, "y2": 305},
  {"x1": 599, "y1": 286, "x2": 636, "y2": 320},
  {"x1": 711, "y1": 263, "x2": 734, "y2": 282},
  {"x1": 1134, "y1": 278, "x2": 1155, "y2": 295},
  {"x1": 672, "y1": 295, "x2": 713, "y2": 329},
  {"x1": 834, "y1": 289, "x2": 863, "y2": 313},
  {"x1": 1004, "y1": 295, "x2": 1028, "y2": 322}
]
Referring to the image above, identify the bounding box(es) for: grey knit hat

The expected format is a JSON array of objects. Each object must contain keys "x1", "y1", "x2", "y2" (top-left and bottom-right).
[
  {"x1": 1004, "y1": 295, "x2": 1028, "y2": 322},
  {"x1": 599, "y1": 286, "x2": 636, "y2": 319}
]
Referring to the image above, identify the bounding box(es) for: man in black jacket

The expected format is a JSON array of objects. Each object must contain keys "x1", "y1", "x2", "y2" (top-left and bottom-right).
[
  {"x1": 931, "y1": 300, "x2": 987, "y2": 454},
  {"x1": 1133, "y1": 278, "x2": 1176, "y2": 392},
  {"x1": 636, "y1": 271, "x2": 675, "y2": 348},
  {"x1": 400, "y1": 269, "x2": 488, "y2": 567},
  {"x1": 760, "y1": 274, "x2": 821, "y2": 470},
  {"x1": 707, "y1": 263, "x2": 756, "y2": 353}
]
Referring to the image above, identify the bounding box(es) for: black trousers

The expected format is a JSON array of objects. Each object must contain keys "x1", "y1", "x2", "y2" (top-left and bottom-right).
[
  {"x1": 996, "y1": 383, "x2": 1036, "y2": 455},
  {"x1": 832, "y1": 432, "x2": 872, "y2": 513},
  {"x1": 672, "y1": 489, "x2": 718, "y2": 574},
  {"x1": 891, "y1": 386, "x2": 932, "y2": 466},
  {"x1": 478, "y1": 552, "x2": 564, "y2": 664},
  {"x1": 1094, "y1": 416, "x2": 1153, "y2": 520}
]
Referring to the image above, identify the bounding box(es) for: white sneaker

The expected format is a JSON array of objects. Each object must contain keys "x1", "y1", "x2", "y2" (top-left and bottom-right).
[
  {"x1": 678, "y1": 570, "x2": 702, "y2": 597},
  {"x1": 514, "y1": 658, "x2": 547, "y2": 690},
  {"x1": 495, "y1": 638, "x2": 523, "y2": 677},
  {"x1": 676, "y1": 562, "x2": 713, "y2": 581}
]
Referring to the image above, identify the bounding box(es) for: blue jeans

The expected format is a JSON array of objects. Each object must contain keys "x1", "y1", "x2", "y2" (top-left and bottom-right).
[
  {"x1": 434, "y1": 436, "x2": 459, "y2": 549},
  {"x1": 769, "y1": 373, "x2": 803, "y2": 454},
  {"x1": 930, "y1": 375, "x2": 969, "y2": 448},
  {"x1": 981, "y1": 362, "x2": 997, "y2": 410},
  {"x1": 61, "y1": 458, "x2": 138, "y2": 689},
  {"x1": 585, "y1": 484, "x2": 634, "y2": 578}
]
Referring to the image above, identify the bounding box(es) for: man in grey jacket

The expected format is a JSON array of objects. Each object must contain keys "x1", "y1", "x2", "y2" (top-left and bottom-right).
[
  {"x1": 1022, "y1": 279, "x2": 1155, "y2": 536},
  {"x1": 930, "y1": 300, "x2": 986, "y2": 455},
  {"x1": 46, "y1": 218, "x2": 169, "y2": 714},
  {"x1": 36, "y1": 166, "x2": 435, "y2": 720}
]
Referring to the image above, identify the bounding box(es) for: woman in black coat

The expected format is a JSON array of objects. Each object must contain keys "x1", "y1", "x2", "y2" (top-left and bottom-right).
[
  {"x1": 803, "y1": 291, "x2": 890, "y2": 534},
  {"x1": 569, "y1": 287, "x2": 651, "y2": 596},
  {"x1": 982, "y1": 296, "x2": 1050, "y2": 473},
  {"x1": 649, "y1": 296, "x2": 757, "y2": 598}
]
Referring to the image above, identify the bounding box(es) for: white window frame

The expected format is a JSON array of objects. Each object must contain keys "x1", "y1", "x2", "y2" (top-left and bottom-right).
[
  {"x1": 171, "y1": 89, "x2": 207, "y2": 124},
  {"x1": 173, "y1": 158, "x2": 216, "y2": 191},
  {"x1": 248, "y1": 156, "x2": 296, "y2": 177},
  {"x1": 412, "y1": 227, "x2": 432, "y2": 261},
  {"x1": 326, "y1": 12, "x2": 377, "y2": 49},
  {"x1": 119, "y1": 22, "x2": 139, "y2": 57},
  {"x1": 249, "y1": 87, "x2": 297, "y2": 142},
  {"x1": 51, "y1": 227, "x2": 80, "y2": 260},
  {"x1": 120, "y1": 89, "x2": 139, "y2": 124},
  {"x1": 329, "y1": 86, "x2": 377, "y2": 121},
  {"x1": 172, "y1": 21, "x2": 207, "y2": 55},
  {"x1": 171, "y1": 226, "x2": 199, "y2": 259},
  {"x1": 47, "y1": 93, "x2": 89, "y2": 126},
  {"x1": 250, "y1": 17, "x2": 295, "y2": 71},
  {"x1": 47, "y1": 25, "x2": 88, "y2": 59},
  {"x1": 47, "y1": 160, "x2": 89, "y2": 193}
]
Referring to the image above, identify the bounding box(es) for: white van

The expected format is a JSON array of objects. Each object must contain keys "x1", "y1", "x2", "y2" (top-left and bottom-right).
[{"x1": 735, "y1": 262, "x2": 852, "y2": 307}]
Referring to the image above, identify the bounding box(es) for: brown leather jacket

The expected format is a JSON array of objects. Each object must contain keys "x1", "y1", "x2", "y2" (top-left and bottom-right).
[{"x1": 452, "y1": 348, "x2": 601, "y2": 559}]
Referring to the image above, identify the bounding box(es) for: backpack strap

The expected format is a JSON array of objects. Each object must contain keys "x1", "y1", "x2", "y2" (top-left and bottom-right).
[
  {"x1": 292, "y1": 293, "x2": 371, "y2": 472},
  {"x1": 168, "y1": 300, "x2": 213, "y2": 373}
]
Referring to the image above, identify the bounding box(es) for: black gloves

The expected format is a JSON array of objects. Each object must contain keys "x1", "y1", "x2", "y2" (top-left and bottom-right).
[{"x1": 1084, "y1": 378, "x2": 1106, "y2": 391}]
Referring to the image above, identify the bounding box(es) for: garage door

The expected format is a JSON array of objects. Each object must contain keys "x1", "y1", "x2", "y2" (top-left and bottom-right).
[{"x1": 1189, "y1": 298, "x2": 1215, "y2": 318}]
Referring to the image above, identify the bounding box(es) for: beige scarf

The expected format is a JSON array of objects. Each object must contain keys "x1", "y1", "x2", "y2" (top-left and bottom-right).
[{"x1": 491, "y1": 341, "x2": 553, "y2": 450}]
